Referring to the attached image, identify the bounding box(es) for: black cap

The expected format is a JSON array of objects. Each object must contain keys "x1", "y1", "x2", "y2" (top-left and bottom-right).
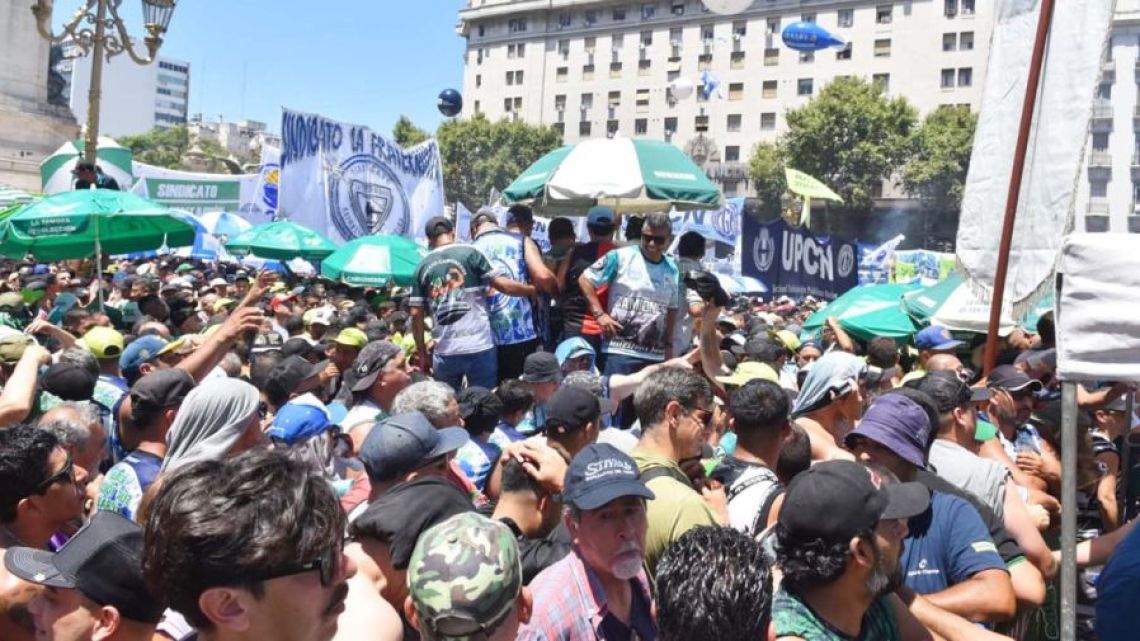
[
  {"x1": 987, "y1": 365, "x2": 1044, "y2": 394},
  {"x1": 359, "y1": 412, "x2": 468, "y2": 482},
  {"x1": 506, "y1": 205, "x2": 534, "y2": 226},
  {"x1": 424, "y1": 216, "x2": 455, "y2": 239},
  {"x1": 559, "y1": 443, "x2": 655, "y2": 510},
  {"x1": 72, "y1": 160, "x2": 96, "y2": 174},
  {"x1": 4, "y1": 511, "x2": 163, "y2": 624},
  {"x1": 130, "y1": 369, "x2": 196, "y2": 420},
  {"x1": 350, "y1": 341, "x2": 403, "y2": 393},
  {"x1": 349, "y1": 476, "x2": 474, "y2": 569},
  {"x1": 265, "y1": 355, "x2": 326, "y2": 401},
  {"x1": 778, "y1": 460, "x2": 930, "y2": 543},
  {"x1": 281, "y1": 337, "x2": 320, "y2": 360},
  {"x1": 544, "y1": 386, "x2": 601, "y2": 435},
  {"x1": 909, "y1": 371, "x2": 990, "y2": 414},
  {"x1": 42, "y1": 362, "x2": 98, "y2": 401},
  {"x1": 520, "y1": 351, "x2": 560, "y2": 384},
  {"x1": 457, "y1": 387, "x2": 504, "y2": 427}
]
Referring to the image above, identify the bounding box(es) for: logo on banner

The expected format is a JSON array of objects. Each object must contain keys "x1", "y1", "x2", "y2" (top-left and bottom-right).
[
  {"x1": 837, "y1": 245, "x2": 855, "y2": 278},
  {"x1": 327, "y1": 154, "x2": 411, "y2": 239},
  {"x1": 260, "y1": 163, "x2": 279, "y2": 212},
  {"x1": 753, "y1": 226, "x2": 775, "y2": 272}
]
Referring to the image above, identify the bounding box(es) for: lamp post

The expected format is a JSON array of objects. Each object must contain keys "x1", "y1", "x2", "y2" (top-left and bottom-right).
[{"x1": 30, "y1": 0, "x2": 178, "y2": 165}]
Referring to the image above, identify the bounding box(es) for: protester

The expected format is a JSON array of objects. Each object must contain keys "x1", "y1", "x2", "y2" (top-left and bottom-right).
[
  {"x1": 488, "y1": 379, "x2": 535, "y2": 448},
  {"x1": 159, "y1": 377, "x2": 261, "y2": 473},
  {"x1": 557, "y1": 206, "x2": 618, "y2": 359},
  {"x1": 453, "y1": 386, "x2": 504, "y2": 491},
  {"x1": 341, "y1": 340, "x2": 411, "y2": 428},
  {"x1": 791, "y1": 351, "x2": 866, "y2": 461},
  {"x1": 719, "y1": 379, "x2": 791, "y2": 536},
  {"x1": 491, "y1": 445, "x2": 572, "y2": 583},
  {"x1": 516, "y1": 351, "x2": 561, "y2": 435},
  {"x1": 72, "y1": 161, "x2": 120, "y2": 191}
]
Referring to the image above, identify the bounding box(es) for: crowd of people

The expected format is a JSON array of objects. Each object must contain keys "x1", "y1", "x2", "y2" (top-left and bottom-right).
[{"x1": 0, "y1": 199, "x2": 1138, "y2": 641}]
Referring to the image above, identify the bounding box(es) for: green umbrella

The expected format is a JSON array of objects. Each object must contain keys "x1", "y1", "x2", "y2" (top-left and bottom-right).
[
  {"x1": 225, "y1": 220, "x2": 336, "y2": 261},
  {"x1": 0, "y1": 189, "x2": 195, "y2": 260},
  {"x1": 502, "y1": 137, "x2": 723, "y2": 215},
  {"x1": 902, "y1": 272, "x2": 1019, "y2": 335},
  {"x1": 801, "y1": 283, "x2": 922, "y2": 342},
  {"x1": 321, "y1": 235, "x2": 428, "y2": 287}
]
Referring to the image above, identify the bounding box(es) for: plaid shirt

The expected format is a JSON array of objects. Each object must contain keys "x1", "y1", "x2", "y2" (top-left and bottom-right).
[{"x1": 518, "y1": 547, "x2": 655, "y2": 641}]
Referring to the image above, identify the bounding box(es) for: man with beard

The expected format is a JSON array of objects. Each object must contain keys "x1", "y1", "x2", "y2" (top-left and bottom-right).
[{"x1": 520, "y1": 444, "x2": 656, "y2": 641}]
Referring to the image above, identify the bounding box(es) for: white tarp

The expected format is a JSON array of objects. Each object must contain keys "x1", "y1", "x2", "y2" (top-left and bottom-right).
[
  {"x1": 956, "y1": 0, "x2": 1114, "y2": 318},
  {"x1": 1056, "y1": 233, "x2": 1140, "y2": 383}
]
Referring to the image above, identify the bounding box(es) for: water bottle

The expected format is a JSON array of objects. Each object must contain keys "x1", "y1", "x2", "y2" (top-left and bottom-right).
[{"x1": 1015, "y1": 429, "x2": 1040, "y2": 455}]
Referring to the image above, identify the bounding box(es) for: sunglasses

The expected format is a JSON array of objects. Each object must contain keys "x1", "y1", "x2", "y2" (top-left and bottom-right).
[
  {"x1": 689, "y1": 407, "x2": 714, "y2": 429},
  {"x1": 36, "y1": 453, "x2": 75, "y2": 494},
  {"x1": 248, "y1": 545, "x2": 339, "y2": 587},
  {"x1": 641, "y1": 233, "x2": 670, "y2": 246}
]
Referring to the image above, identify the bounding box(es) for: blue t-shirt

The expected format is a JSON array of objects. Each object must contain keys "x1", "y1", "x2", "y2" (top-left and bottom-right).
[
  {"x1": 901, "y1": 490, "x2": 1007, "y2": 595},
  {"x1": 95, "y1": 450, "x2": 163, "y2": 521},
  {"x1": 488, "y1": 422, "x2": 528, "y2": 449},
  {"x1": 454, "y1": 438, "x2": 501, "y2": 492},
  {"x1": 1096, "y1": 518, "x2": 1140, "y2": 641}
]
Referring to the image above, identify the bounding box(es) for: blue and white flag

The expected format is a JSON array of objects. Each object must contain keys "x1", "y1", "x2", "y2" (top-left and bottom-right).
[
  {"x1": 861, "y1": 233, "x2": 905, "y2": 269},
  {"x1": 242, "y1": 144, "x2": 280, "y2": 223},
  {"x1": 700, "y1": 70, "x2": 722, "y2": 99}
]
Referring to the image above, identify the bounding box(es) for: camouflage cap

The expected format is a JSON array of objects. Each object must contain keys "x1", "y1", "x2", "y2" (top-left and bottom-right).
[{"x1": 407, "y1": 513, "x2": 522, "y2": 641}]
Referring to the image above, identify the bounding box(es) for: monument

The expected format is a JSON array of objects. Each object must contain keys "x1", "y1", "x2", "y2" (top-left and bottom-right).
[{"x1": 0, "y1": 0, "x2": 79, "y2": 191}]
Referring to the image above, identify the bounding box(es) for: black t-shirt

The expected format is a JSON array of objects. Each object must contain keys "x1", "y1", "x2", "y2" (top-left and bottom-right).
[
  {"x1": 499, "y1": 517, "x2": 573, "y2": 585},
  {"x1": 562, "y1": 241, "x2": 615, "y2": 334},
  {"x1": 916, "y1": 470, "x2": 1023, "y2": 564},
  {"x1": 598, "y1": 577, "x2": 656, "y2": 641}
]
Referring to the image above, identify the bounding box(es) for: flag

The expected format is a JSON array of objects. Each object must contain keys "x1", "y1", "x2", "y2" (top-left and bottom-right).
[
  {"x1": 700, "y1": 70, "x2": 722, "y2": 99},
  {"x1": 862, "y1": 234, "x2": 906, "y2": 269},
  {"x1": 784, "y1": 168, "x2": 842, "y2": 228}
]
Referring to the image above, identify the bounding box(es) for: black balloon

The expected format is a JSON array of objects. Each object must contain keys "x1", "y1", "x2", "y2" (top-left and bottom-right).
[{"x1": 438, "y1": 89, "x2": 463, "y2": 117}]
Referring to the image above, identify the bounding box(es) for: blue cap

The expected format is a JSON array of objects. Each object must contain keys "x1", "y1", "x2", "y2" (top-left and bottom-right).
[
  {"x1": 586, "y1": 206, "x2": 615, "y2": 229},
  {"x1": 560, "y1": 443, "x2": 655, "y2": 510},
  {"x1": 845, "y1": 395, "x2": 931, "y2": 469},
  {"x1": 268, "y1": 403, "x2": 333, "y2": 445},
  {"x1": 119, "y1": 335, "x2": 169, "y2": 377},
  {"x1": 359, "y1": 412, "x2": 468, "y2": 482},
  {"x1": 915, "y1": 326, "x2": 964, "y2": 351},
  {"x1": 33, "y1": 264, "x2": 49, "y2": 275}
]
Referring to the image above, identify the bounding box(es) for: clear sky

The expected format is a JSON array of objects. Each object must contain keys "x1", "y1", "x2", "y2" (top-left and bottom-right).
[{"x1": 152, "y1": 0, "x2": 468, "y2": 136}]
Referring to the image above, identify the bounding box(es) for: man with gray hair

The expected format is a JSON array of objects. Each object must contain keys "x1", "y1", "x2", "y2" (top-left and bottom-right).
[
  {"x1": 579, "y1": 211, "x2": 680, "y2": 428},
  {"x1": 38, "y1": 402, "x2": 106, "y2": 479}
]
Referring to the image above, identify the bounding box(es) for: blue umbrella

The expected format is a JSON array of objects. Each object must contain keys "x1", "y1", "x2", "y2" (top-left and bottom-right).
[{"x1": 197, "y1": 211, "x2": 253, "y2": 240}]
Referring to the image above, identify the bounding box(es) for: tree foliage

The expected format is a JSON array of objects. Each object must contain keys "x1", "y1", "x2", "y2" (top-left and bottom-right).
[
  {"x1": 117, "y1": 126, "x2": 235, "y2": 173},
  {"x1": 746, "y1": 142, "x2": 786, "y2": 216},
  {"x1": 436, "y1": 113, "x2": 563, "y2": 212},
  {"x1": 902, "y1": 106, "x2": 977, "y2": 214},
  {"x1": 393, "y1": 115, "x2": 431, "y2": 148}
]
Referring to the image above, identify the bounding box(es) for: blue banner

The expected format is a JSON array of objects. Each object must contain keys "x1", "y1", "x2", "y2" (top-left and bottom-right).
[
  {"x1": 741, "y1": 217, "x2": 858, "y2": 301},
  {"x1": 670, "y1": 197, "x2": 744, "y2": 246}
]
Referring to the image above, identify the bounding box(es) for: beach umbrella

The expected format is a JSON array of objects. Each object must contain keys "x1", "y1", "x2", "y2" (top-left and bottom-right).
[
  {"x1": 902, "y1": 272, "x2": 1018, "y2": 335},
  {"x1": 197, "y1": 210, "x2": 253, "y2": 240},
  {"x1": 40, "y1": 138, "x2": 133, "y2": 195},
  {"x1": 0, "y1": 190, "x2": 194, "y2": 261},
  {"x1": 321, "y1": 235, "x2": 428, "y2": 287},
  {"x1": 734, "y1": 275, "x2": 769, "y2": 295},
  {"x1": 225, "y1": 220, "x2": 336, "y2": 261},
  {"x1": 802, "y1": 283, "x2": 921, "y2": 342},
  {"x1": 0, "y1": 184, "x2": 35, "y2": 210},
  {"x1": 502, "y1": 137, "x2": 723, "y2": 215}
]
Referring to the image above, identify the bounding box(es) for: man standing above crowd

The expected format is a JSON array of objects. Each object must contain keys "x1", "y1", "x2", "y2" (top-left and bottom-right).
[
  {"x1": 559, "y1": 207, "x2": 619, "y2": 360},
  {"x1": 410, "y1": 216, "x2": 534, "y2": 391}
]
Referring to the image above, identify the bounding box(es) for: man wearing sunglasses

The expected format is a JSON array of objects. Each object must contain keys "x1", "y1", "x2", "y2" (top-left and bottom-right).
[
  {"x1": 0, "y1": 426, "x2": 90, "y2": 641},
  {"x1": 580, "y1": 212, "x2": 681, "y2": 428}
]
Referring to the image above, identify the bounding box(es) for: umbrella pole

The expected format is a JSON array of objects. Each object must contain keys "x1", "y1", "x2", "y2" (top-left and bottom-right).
[
  {"x1": 1060, "y1": 381, "x2": 1078, "y2": 641},
  {"x1": 982, "y1": 0, "x2": 1055, "y2": 376},
  {"x1": 94, "y1": 222, "x2": 104, "y2": 311}
]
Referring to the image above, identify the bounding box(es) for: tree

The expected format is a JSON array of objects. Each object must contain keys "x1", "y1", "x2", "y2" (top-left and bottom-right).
[
  {"x1": 118, "y1": 126, "x2": 191, "y2": 169},
  {"x1": 902, "y1": 106, "x2": 977, "y2": 214},
  {"x1": 746, "y1": 142, "x2": 786, "y2": 217},
  {"x1": 781, "y1": 76, "x2": 918, "y2": 213},
  {"x1": 393, "y1": 115, "x2": 431, "y2": 147},
  {"x1": 436, "y1": 113, "x2": 563, "y2": 212}
]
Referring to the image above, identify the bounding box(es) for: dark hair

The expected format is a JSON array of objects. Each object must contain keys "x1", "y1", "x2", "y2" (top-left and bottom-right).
[
  {"x1": 495, "y1": 379, "x2": 535, "y2": 416},
  {"x1": 284, "y1": 314, "x2": 304, "y2": 335},
  {"x1": 0, "y1": 426, "x2": 59, "y2": 523},
  {"x1": 677, "y1": 231, "x2": 706, "y2": 259},
  {"x1": 137, "y1": 295, "x2": 168, "y2": 322},
  {"x1": 1036, "y1": 312, "x2": 1055, "y2": 346},
  {"x1": 776, "y1": 423, "x2": 811, "y2": 486},
  {"x1": 625, "y1": 216, "x2": 644, "y2": 241},
  {"x1": 866, "y1": 337, "x2": 899, "y2": 369},
  {"x1": 62, "y1": 308, "x2": 91, "y2": 334},
  {"x1": 634, "y1": 367, "x2": 712, "y2": 429},
  {"x1": 776, "y1": 522, "x2": 870, "y2": 592},
  {"x1": 730, "y1": 380, "x2": 788, "y2": 440},
  {"x1": 499, "y1": 458, "x2": 544, "y2": 497},
  {"x1": 745, "y1": 337, "x2": 786, "y2": 366},
  {"x1": 881, "y1": 387, "x2": 940, "y2": 454},
  {"x1": 142, "y1": 449, "x2": 345, "y2": 630},
  {"x1": 250, "y1": 351, "x2": 285, "y2": 391},
  {"x1": 656, "y1": 526, "x2": 773, "y2": 641},
  {"x1": 548, "y1": 217, "x2": 576, "y2": 242}
]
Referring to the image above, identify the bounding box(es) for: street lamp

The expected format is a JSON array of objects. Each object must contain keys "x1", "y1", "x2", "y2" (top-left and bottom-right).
[{"x1": 30, "y1": 0, "x2": 178, "y2": 165}]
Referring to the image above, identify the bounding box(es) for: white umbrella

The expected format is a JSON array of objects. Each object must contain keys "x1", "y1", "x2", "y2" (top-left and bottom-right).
[{"x1": 40, "y1": 137, "x2": 133, "y2": 195}]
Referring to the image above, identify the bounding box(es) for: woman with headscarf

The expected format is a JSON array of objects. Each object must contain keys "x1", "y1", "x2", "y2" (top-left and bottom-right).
[
  {"x1": 790, "y1": 351, "x2": 867, "y2": 462},
  {"x1": 161, "y1": 377, "x2": 262, "y2": 473}
]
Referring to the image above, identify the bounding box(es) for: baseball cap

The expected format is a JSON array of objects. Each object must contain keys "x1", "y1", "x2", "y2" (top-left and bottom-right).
[
  {"x1": 544, "y1": 386, "x2": 601, "y2": 435},
  {"x1": 1029, "y1": 399, "x2": 1092, "y2": 431},
  {"x1": 424, "y1": 216, "x2": 455, "y2": 239},
  {"x1": 778, "y1": 460, "x2": 930, "y2": 543},
  {"x1": 331, "y1": 327, "x2": 368, "y2": 350},
  {"x1": 303, "y1": 307, "x2": 335, "y2": 327},
  {"x1": 520, "y1": 352, "x2": 560, "y2": 384},
  {"x1": 129, "y1": 369, "x2": 196, "y2": 421},
  {"x1": 359, "y1": 412, "x2": 468, "y2": 482},
  {"x1": 715, "y1": 361, "x2": 779, "y2": 388},
  {"x1": 3, "y1": 511, "x2": 162, "y2": 624},
  {"x1": 79, "y1": 326, "x2": 124, "y2": 360},
  {"x1": 175, "y1": 263, "x2": 193, "y2": 274},
  {"x1": 1104, "y1": 395, "x2": 1129, "y2": 413},
  {"x1": 408, "y1": 513, "x2": 522, "y2": 641},
  {"x1": 119, "y1": 335, "x2": 169, "y2": 377},
  {"x1": 349, "y1": 340, "x2": 403, "y2": 393},
  {"x1": 268, "y1": 397, "x2": 335, "y2": 445},
  {"x1": 270, "y1": 292, "x2": 298, "y2": 311},
  {"x1": 915, "y1": 326, "x2": 964, "y2": 351},
  {"x1": 0, "y1": 292, "x2": 25, "y2": 313},
  {"x1": 208, "y1": 277, "x2": 228, "y2": 288},
  {"x1": 845, "y1": 395, "x2": 932, "y2": 470},
  {"x1": 457, "y1": 387, "x2": 505, "y2": 428},
  {"x1": 773, "y1": 329, "x2": 801, "y2": 353},
  {"x1": 281, "y1": 336, "x2": 320, "y2": 360},
  {"x1": 909, "y1": 371, "x2": 991, "y2": 414},
  {"x1": 0, "y1": 335, "x2": 32, "y2": 364},
  {"x1": 42, "y1": 362, "x2": 98, "y2": 401},
  {"x1": 586, "y1": 206, "x2": 615, "y2": 230},
  {"x1": 265, "y1": 355, "x2": 327, "y2": 401},
  {"x1": 559, "y1": 443, "x2": 655, "y2": 511},
  {"x1": 250, "y1": 331, "x2": 284, "y2": 354},
  {"x1": 987, "y1": 364, "x2": 1044, "y2": 394}
]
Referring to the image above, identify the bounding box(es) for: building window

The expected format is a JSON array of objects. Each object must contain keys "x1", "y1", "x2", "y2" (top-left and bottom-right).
[
  {"x1": 942, "y1": 33, "x2": 957, "y2": 51},
  {"x1": 802, "y1": 12, "x2": 816, "y2": 23},
  {"x1": 698, "y1": 53, "x2": 713, "y2": 70},
  {"x1": 1092, "y1": 132, "x2": 1109, "y2": 151},
  {"x1": 764, "y1": 48, "x2": 779, "y2": 66},
  {"x1": 767, "y1": 17, "x2": 781, "y2": 35},
  {"x1": 556, "y1": 67, "x2": 568, "y2": 82},
  {"x1": 612, "y1": 33, "x2": 624, "y2": 50},
  {"x1": 642, "y1": 3, "x2": 656, "y2": 20},
  {"x1": 584, "y1": 9, "x2": 598, "y2": 25},
  {"x1": 962, "y1": 0, "x2": 975, "y2": 15},
  {"x1": 509, "y1": 18, "x2": 527, "y2": 33},
  {"x1": 558, "y1": 39, "x2": 570, "y2": 56},
  {"x1": 583, "y1": 64, "x2": 595, "y2": 80},
  {"x1": 798, "y1": 78, "x2": 814, "y2": 95},
  {"x1": 664, "y1": 116, "x2": 678, "y2": 133},
  {"x1": 636, "y1": 88, "x2": 650, "y2": 109},
  {"x1": 635, "y1": 118, "x2": 648, "y2": 135},
  {"x1": 874, "y1": 39, "x2": 891, "y2": 57},
  {"x1": 476, "y1": 49, "x2": 484, "y2": 65},
  {"x1": 610, "y1": 62, "x2": 623, "y2": 77},
  {"x1": 877, "y1": 4, "x2": 893, "y2": 24},
  {"x1": 506, "y1": 71, "x2": 514, "y2": 85},
  {"x1": 670, "y1": 26, "x2": 683, "y2": 46},
  {"x1": 580, "y1": 121, "x2": 592, "y2": 136},
  {"x1": 555, "y1": 94, "x2": 567, "y2": 111},
  {"x1": 760, "y1": 112, "x2": 776, "y2": 130},
  {"x1": 581, "y1": 93, "x2": 594, "y2": 109},
  {"x1": 641, "y1": 30, "x2": 653, "y2": 46},
  {"x1": 585, "y1": 37, "x2": 597, "y2": 53},
  {"x1": 608, "y1": 91, "x2": 622, "y2": 107},
  {"x1": 728, "y1": 83, "x2": 744, "y2": 100},
  {"x1": 836, "y1": 43, "x2": 852, "y2": 60},
  {"x1": 723, "y1": 180, "x2": 740, "y2": 196},
  {"x1": 733, "y1": 20, "x2": 747, "y2": 37},
  {"x1": 941, "y1": 68, "x2": 956, "y2": 88},
  {"x1": 958, "y1": 67, "x2": 973, "y2": 87},
  {"x1": 558, "y1": 13, "x2": 572, "y2": 28},
  {"x1": 476, "y1": 74, "x2": 482, "y2": 88},
  {"x1": 614, "y1": 6, "x2": 627, "y2": 20},
  {"x1": 473, "y1": 100, "x2": 481, "y2": 114},
  {"x1": 672, "y1": 2, "x2": 685, "y2": 16},
  {"x1": 873, "y1": 73, "x2": 890, "y2": 91},
  {"x1": 726, "y1": 114, "x2": 742, "y2": 131},
  {"x1": 838, "y1": 9, "x2": 854, "y2": 28},
  {"x1": 608, "y1": 119, "x2": 620, "y2": 135},
  {"x1": 800, "y1": 51, "x2": 815, "y2": 63},
  {"x1": 1098, "y1": 82, "x2": 1112, "y2": 100},
  {"x1": 945, "y1": 0, "x2": 958, "y2": 17},
  {"x1": 695, "y1": 114, "x2": 709, "y2": 132},
  {"x1": 639, "y1": 59, "x2": 652, "y2": 75},
  {"x1": 1091, "y1": 180, "x2": 1108, "y2": 199},
  {"x1": 725, "y1": 145, "x2": 740, "y2": 162},
  {"x1": 960, "y1": 31, "x2": 974, "y2": 50},
  {"x1": 504, "y1": 98, "x2": 513, "y2": 113},
  {"x1": 701, "y1": 23, "x2": 715, "y2": 42},
  {"x1": 762, "y1": 80, "x2": 777, "y2": 98}
]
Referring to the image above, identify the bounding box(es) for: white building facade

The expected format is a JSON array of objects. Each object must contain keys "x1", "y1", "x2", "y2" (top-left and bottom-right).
[
  {"x1": 65, "y1": 47, "x2": 190, "y2": 137},
  {"x1": 187, "y1": 117, "x2": 281, "y2": 163},
  {"x1": 457, "y1": 0, "x2": 993, "y2": 197}
]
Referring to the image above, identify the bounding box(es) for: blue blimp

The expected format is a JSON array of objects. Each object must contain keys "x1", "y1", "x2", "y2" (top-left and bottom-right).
[
  {"x1": 438, "y1": 89, "x2": 463, "y2": 118},
  {"x1": 781, "y1": 21, "x2": 847, "y2": 52}
]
